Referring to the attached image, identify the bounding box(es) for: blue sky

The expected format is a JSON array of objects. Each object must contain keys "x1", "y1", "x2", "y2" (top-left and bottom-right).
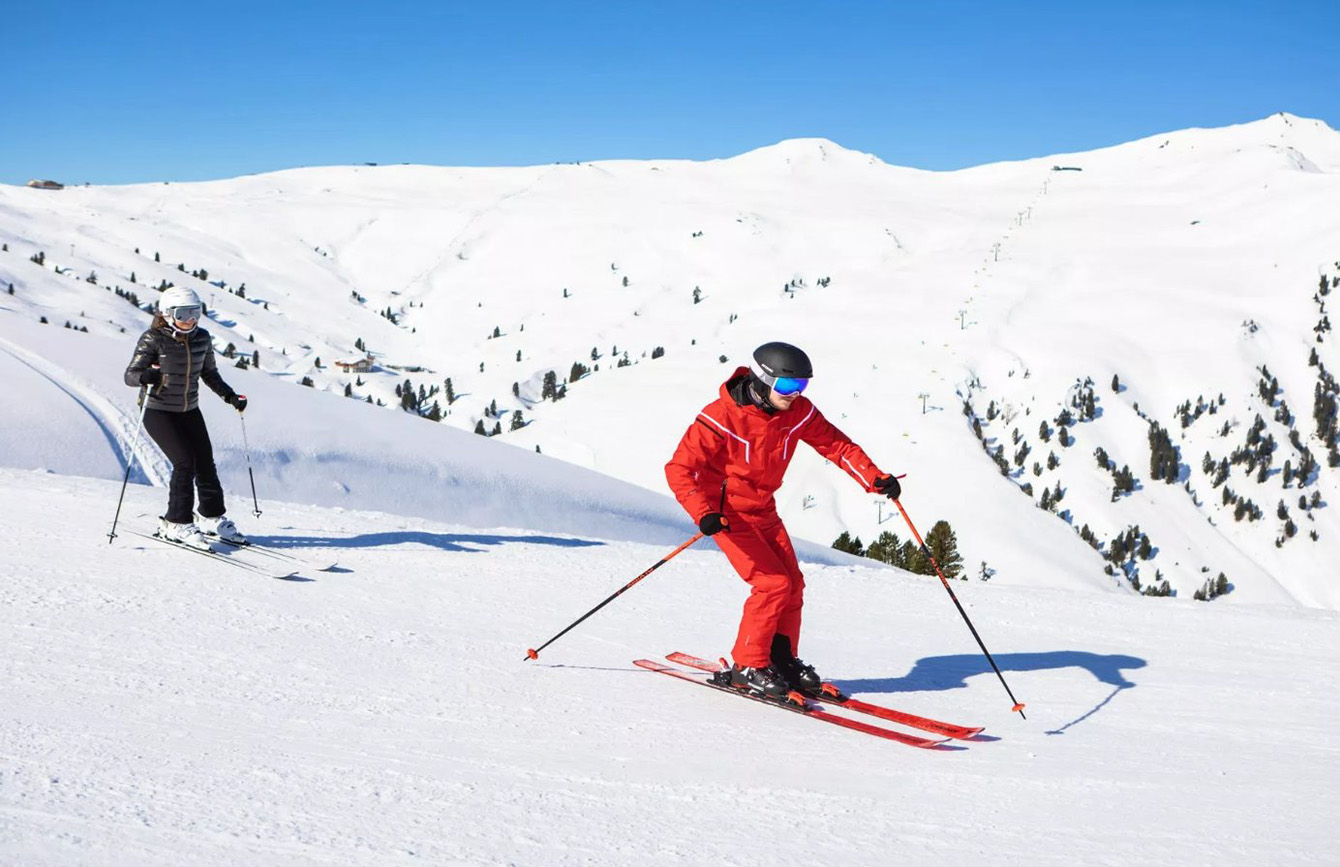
[{"x1": 6, "y1": 0, "x2": 1338, "y2": 185}]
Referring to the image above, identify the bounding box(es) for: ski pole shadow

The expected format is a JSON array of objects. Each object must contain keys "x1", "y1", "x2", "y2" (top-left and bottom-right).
[
  {"x1": 243, "y1": 530, "x2": 607, "y2": 554},
  {"x1": 834, "y1": 650, "x2": 1148, "y2": 732}
]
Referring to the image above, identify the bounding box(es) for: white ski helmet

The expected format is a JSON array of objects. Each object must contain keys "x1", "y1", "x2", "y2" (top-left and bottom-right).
[{"x1": 159, "y1": 286, "x2": 203, "y2": 333}]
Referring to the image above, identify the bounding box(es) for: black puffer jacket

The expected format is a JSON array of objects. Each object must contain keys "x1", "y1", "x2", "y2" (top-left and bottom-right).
[{"x1": 124, "y1": 324, "x2": 237, "y2": 412}]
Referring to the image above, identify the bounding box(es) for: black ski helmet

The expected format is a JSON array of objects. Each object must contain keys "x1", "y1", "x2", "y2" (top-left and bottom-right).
[{"x1": 752, "y1": 341, "x2": 813, "y2": 380}]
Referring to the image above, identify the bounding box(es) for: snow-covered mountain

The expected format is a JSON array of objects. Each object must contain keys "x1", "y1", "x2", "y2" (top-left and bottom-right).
[
  {"x1": 2, "y1": 112, "x2": 1339, "y2": 609},
  {"x1": 3, "y1": 115, "x2": 1340, "y2": 864}
]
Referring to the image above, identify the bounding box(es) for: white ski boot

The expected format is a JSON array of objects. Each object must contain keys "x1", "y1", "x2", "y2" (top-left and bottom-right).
[
  {"x1": 197, "y1": 513, "x2": 248, "y2": 545},
  {"x1": 158, "y1": 518, "x2": 213, "y2": 551}
]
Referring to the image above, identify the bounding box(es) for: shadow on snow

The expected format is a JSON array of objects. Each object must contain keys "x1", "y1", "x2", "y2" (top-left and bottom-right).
[
  {"x1": 246, "y1": 529, "x2": 606, "y2": 554},
  {"x1": 835, "y1": 649, "x2": 1148, "y2": 734}
]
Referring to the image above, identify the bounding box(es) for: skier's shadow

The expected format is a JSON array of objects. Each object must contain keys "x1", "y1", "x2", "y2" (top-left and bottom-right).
[
  {"x1": 835, "y1": 650, "x2": 1147, "y2": 733},
  {"x1": 246, "y1": 530, "x2": 605, "y2": 554}
]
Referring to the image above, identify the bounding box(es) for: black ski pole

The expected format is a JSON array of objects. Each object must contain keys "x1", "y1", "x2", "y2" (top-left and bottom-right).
[
  {"x1": 526, "y1": 532, "x2": 705, "y2": 661},
  {"x1": 237, "y1": 408, "x2": 262, "y2": 518},
  {"x1": 893, "y1": 498, "x2": 1028, "y2": 719},
  {"x1": 108, "y1": 388, "x2": 150, "y2": 543}
]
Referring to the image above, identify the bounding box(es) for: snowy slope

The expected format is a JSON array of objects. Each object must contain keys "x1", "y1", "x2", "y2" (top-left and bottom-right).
[
  {"x1": 2, "y1": 112, "x2": 1339, "y2": 609},
  {"x1": 2, "y1": 115, "x2": 1340, "y2": 864},
  {"x1": 1, "y1": 467, "x2": 1336, "y2": 866}
]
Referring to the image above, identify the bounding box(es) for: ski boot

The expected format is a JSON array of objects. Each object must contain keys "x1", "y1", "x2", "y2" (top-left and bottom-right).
[
  {"x1": 197, "y1": 513, "x2": 247, "y2": 545},
  {"x1": 772, "y1": 635, "x2": 842, "y2": 699},
  {"x1": 717, "y1": 663, "x2": 790, "y2": 699},
  {"x1": 157, "y1": 518, "x2": 212, "y2": 551}
]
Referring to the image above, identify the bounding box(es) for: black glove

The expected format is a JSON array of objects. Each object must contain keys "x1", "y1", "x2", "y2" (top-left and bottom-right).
[
  {"x1": 873, "y1": 475, "x2": 902, "y2": 500},
  {"x1": 139, "y1": 367, "x2": 162, "y2": 386},
  {"x1": 698, "y1": 512, "x2": 730, "y2": 536},
  {"x1": 227, "y1": 393, "x2": 248, "y2": 413}
]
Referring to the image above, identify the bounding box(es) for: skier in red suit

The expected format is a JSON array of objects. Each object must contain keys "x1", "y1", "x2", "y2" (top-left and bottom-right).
[{"x1": 666, "y1": 342, "x2": 902, "y2": 698}]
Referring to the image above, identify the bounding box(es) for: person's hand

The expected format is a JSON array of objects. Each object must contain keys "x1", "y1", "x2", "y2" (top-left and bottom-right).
[
  {"x1": 698, "y1": 512, "x2": 730, "y2": 535},
  {"x1": 227, "y1": 393, "x2": 248, "y2": 413},
  {"x1": 139, "y1": 367, "x2": 162, "y2": 386},
  {"x1": 873, "y1": 474, "x2": 902, "y2": 500}
]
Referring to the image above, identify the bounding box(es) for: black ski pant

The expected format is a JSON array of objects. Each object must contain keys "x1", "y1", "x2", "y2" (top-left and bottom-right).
[{"x1": 143, "y1": 407, "x2": 226, "y2": 524}]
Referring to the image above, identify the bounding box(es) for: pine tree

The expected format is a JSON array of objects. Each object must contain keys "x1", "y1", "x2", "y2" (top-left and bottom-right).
[
  {"x1": 831, "y1": 532, "x2": 865, "y2": 556},
  {"x1": 510, "y1": 410, "x2": 525, "y2": 431},
  {"x1": 923, "y1": 521, "x2": 964, "y2": 578},
  {"x1": 864, "y1": 531, "x2": 904, "y2": 567},
  {"x1": 901, "y1": 540, "x2": 928, "y2": 575},
  {"x1": 1148, "y1": 421, "x2": 1178, "y2": 483},
  {"x1": 474, "y1": 420, "x2": 487, "y2": 436}
]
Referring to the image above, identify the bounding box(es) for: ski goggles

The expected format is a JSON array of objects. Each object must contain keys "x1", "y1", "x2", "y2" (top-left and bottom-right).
[
  {"x1": 772, "y1": 376, "x2": 809, "y2": 395},
  {"x1": 761, "y1": 374, "x2": 808, "y2": 395},
  {"x1": 167, "y1": 305, "x2": 202, "y2": 322}
]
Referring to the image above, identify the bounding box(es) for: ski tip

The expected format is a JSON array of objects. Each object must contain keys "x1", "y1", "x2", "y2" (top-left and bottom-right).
[{"x1": 525, "y1": 648, "x2": 539, "y2": 661}]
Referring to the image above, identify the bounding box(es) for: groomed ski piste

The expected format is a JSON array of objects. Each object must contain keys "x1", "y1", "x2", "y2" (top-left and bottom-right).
[
  {"x1": 3, "y1": 474, "x2": 1338, "y2": 864},
  {"x1": 2, "y1": 115, "x2": 1340, "y2": 863}
]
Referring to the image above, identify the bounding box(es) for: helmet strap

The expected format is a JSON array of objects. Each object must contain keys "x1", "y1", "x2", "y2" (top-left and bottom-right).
[{"x1": 748, "y1": 375, "x2": 779, "y2": 414}]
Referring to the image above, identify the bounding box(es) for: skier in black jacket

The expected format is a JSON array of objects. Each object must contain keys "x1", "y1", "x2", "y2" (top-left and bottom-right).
[{"x1": 123, "y1": 287, "x2": 249, "y2": 549}]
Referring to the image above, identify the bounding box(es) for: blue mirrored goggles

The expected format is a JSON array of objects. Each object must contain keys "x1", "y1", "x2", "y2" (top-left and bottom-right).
[
  {"x1": 167, "y1": 305, "x2": 202, "y2": 321},
  {"x1": 771, "y1": 376, "x2": 809, "y2": 396}
]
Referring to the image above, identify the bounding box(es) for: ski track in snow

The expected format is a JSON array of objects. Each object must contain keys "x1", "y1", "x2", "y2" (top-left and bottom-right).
[{"x1": 0, "y1": 335, "x2": 165, "y2": 485}]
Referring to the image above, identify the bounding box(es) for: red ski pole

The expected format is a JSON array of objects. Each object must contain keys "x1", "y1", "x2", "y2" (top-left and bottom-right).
[
  {"x1": 893, "y1": 498, "x2": 1028, "y2": 720},
  {"x1": 526, "y1": 533, "x2": 705, "y2": 661}
]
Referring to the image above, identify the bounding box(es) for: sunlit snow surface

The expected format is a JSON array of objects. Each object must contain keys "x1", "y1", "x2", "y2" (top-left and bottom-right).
[{"x1": 2, "y1": 115, "x2": 1339, "y2": 863}]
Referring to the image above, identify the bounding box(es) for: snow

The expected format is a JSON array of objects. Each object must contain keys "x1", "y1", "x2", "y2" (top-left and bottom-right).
[
  {"x1": 2, "y1": 113, "x2": 1340, "y2": 862},
  {"x1": 1, "y1": 467, "x2": 1336, "y2": 865},
  {"x1": 4, "y1": 113, "x2": 1339, "y2": 606}
]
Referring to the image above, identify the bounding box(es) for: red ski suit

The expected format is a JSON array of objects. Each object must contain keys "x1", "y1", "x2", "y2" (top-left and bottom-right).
[{"x1": 665, "y1": 368, "x2": 887, "y2": 668}]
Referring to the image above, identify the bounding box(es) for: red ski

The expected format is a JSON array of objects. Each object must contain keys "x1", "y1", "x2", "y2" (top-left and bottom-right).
[
  {"x1": 634, "y1": 659, "x2": 950, "y2": 749},
  {"x1": 665, "y1": 652, "x2": 984, "y2": 741}
]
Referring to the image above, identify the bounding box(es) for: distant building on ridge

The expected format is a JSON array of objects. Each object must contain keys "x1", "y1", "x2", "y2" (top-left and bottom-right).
[{"x1": 335, "y1": 356, "x2": 375, "y2": 374}]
